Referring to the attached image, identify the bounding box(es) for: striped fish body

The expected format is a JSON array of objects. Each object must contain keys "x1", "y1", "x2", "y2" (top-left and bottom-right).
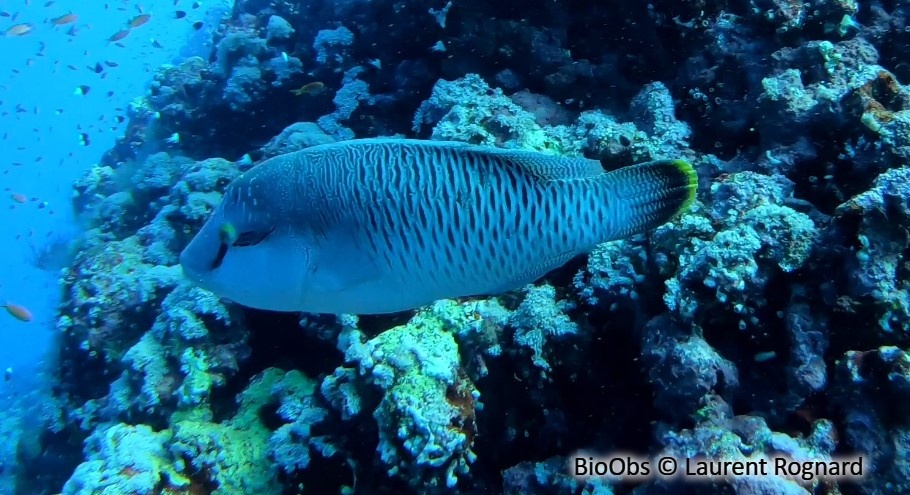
[{"x1": 180, "y1": 138, "x2": 696, "y2": 314}]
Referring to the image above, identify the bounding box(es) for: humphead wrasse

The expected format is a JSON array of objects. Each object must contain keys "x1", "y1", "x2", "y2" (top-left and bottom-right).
[{"x1": 180, "y1": 139, "x2": 696, "y2": 314}]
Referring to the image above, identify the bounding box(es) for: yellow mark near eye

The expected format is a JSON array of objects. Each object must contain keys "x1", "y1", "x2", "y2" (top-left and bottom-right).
[{"x1": 219, "y1": 223, "x2": 238, "y2": 244}]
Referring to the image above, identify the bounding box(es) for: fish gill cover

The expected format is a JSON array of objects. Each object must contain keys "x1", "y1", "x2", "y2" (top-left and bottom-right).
[{"x1": 3, "y1": 0, "x2": 910, "y2": 494}]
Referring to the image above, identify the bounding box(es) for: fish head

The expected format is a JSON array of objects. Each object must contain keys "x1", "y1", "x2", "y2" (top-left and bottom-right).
[{"x1": 179, "y1": 169, "x2": 312, "y2": 311}]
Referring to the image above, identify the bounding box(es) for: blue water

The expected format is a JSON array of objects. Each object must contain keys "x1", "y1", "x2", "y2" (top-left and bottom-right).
[{"x1": 0, "y1": 0, "x2": 228, "y2": 484}]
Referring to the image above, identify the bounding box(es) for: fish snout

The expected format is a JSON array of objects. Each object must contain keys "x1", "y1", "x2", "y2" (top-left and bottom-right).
[{"x1": 179, "y1": 238, "x2": 209, "y2": 283}]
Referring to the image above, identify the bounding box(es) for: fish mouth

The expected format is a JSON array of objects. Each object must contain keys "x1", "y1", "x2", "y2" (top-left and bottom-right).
[{"x1": 211, "y1": 242, "x2": 229, "y2": 270}]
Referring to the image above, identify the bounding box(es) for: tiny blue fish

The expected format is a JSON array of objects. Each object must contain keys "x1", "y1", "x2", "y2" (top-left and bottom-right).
[{"x1": 180, "y1": 139, "x2": 696, "y2": 314}]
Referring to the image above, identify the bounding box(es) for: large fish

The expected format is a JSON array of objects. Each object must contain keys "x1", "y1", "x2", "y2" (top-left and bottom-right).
[{"x1": 180, "y1": 139, "x2": 696, "y2": 314}]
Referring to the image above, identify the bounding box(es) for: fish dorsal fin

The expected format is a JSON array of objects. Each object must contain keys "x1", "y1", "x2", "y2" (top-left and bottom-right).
[
  {"x1": 461, "y1": 145, "x2": 606, "y2": 182},
  {"x1": 311, "y1": 138, "x2": 607, "y2": 182}
]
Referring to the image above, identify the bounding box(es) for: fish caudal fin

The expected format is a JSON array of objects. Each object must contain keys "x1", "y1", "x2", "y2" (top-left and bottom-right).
[{"x1": 603, "y1": 159, "x2": 697, "y2": 238}]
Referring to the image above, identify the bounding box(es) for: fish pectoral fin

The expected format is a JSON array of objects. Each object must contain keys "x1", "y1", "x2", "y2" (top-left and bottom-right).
[
  {"x1": 313, "y1": 263, "x2": 383, "y2": 294},
  {"x1": 311, "y1": 229, "x2": 384, "y2": 293}
]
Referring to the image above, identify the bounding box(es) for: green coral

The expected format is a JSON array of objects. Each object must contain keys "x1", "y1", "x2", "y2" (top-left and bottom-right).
[
  {"x1": 176, "y1": 348, "x2": 212, "y2": 410},
  {"x1": 370, "y1": 318, "x2": 474, "y2": 488},
  {"x1": 169, "y1": 368, "x2": 306, "y2": 495},
  {"x1": 326, "y1": 305, "x2": 479, "y2": 489},
  {"x1": 62, "y1": 424, "x2": 190, "y2": 495}
]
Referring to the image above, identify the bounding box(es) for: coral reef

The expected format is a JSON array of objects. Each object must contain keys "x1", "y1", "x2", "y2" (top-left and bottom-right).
[
  {"x1": 323, "y1": 307, "x2": 479, "y2": 490},
  {"x1": 18, "y1": 0, "x2": 910, "y2": 494}
]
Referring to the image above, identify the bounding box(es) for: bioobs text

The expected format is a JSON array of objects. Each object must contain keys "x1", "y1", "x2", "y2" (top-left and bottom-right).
[
  {"x1": 574, "y1": 456, "x2": 652, "y2": 480},
  {"x1": 572, "y1": 453, "x2": 865, "y2": 482}
]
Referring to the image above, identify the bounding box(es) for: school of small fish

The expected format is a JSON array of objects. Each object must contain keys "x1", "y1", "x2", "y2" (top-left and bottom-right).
[
  {"x1": 0, "y1": 0, "x2": 208, "y2": 165},
  {"x1": 0, "y1": 0, "x2": 209, "y2": 333}
]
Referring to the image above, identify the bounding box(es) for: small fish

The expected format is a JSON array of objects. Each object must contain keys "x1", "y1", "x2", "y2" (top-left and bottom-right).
[
  {"x1": 175, "y1": 10, "x2": 186, "y2": 19},
  {"x1": 192, "y1": 21, "x2": 202, "y2": 30},
  {"x1": 5, "y1": 23, "x2": 32, "y2": 37},
  {"x1": 129, "y1": 13, "x2": 151, "y2": 28},
  {"x1": 192, "y1": 1, "x2": 201, "y2": 8},
  {"x1": 9, "y1": 193, "x2": 27, "y2": 204},
  {"x1": 2, "y1": 302, "x2": 32, "y2": 322},
  {"x1": 89, "y1": 62, "x2": 103, "y2": 73},
  {"x1": 754, "y1": 351, "x2": 777, "y2": 363},
  {"x1": 290, "y1": 81, "x2": 324, "y2": 96},
  {"x1": 49, "y1": 13, "x2": 77, "y2": 25},
  {"x1": 151, "y1": 38, "x2": 162, "y2": 48},
  {"x1": 104, "y1": 60, "x2": 119, "y2": 67},
  {"x1": 74, "y1": 84, "x2": 90, "y2": 95},
  {"x1": 4, "y1": 368, "x2": 11, "y2": 382},
  {"x1": 0, "y1": 11, "x2": 10, "y2": 18},
  {"x1": 78, "y1": 132, "x2": 90, "y2": 146},
  {"x1": 108, "y1": 29, "x2": 130, "y2": 42}
]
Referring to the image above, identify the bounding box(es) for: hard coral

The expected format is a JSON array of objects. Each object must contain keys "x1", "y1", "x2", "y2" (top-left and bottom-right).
[
  {"x1": 835, "y1": 166, "x2": 910, "y2": 339},
  {"x1": 661, "y1": 172, "x2": 818, "y2": 326},
  {"x1": 62, "y1": 423, "x2": 188, "y2": 495},
  {"x1": 323, "y1": 306, "x2": 479, "y2": 490}
]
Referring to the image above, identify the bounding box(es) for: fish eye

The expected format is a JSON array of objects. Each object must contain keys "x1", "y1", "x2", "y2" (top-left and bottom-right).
[
  {"x1": 219, "y1": 223, "x2": 238, "y2": 244},
  {"x1": 232, "y1": 227, "x2": 276, "y2": 247},
  {"x1": 208, "y1": 225, "x2": 276, "y2": 270}
]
